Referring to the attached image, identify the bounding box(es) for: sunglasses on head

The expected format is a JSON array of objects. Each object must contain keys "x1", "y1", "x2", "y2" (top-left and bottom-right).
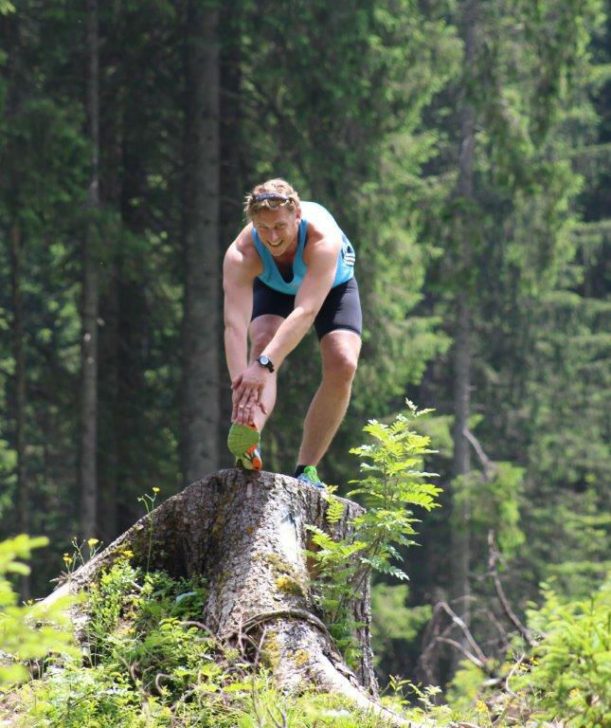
[{"x1": 249, "y1": 193, "x2": 295, "y2": 209}]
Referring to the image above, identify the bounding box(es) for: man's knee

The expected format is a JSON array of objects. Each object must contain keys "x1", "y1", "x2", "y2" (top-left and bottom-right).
[
  {"x1": 250, "y1": 330, "x2": 271, "y2": 357},
  {"x1": 328, "y1": 356, "x2": 358, "y2": 385},
  {"x1": 322, "y1": 333, "x2": 360, "y2": 385},
  {"x1": 249, "y1": 316, "x2": 282, "y2": 357}
]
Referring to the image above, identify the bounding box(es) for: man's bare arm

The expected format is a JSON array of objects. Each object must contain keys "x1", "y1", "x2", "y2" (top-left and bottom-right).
[
  {"x1": 223, "y1": 229, "x2": 258, "y2": 382},
  {"x1": 260, "y1": 238, "x2": 339, "y2": 367}
]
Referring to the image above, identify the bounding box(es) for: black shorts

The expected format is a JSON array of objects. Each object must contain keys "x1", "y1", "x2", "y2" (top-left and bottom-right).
[{"x1": 252, "y1": 277, "x2": 362, "y2": 340}]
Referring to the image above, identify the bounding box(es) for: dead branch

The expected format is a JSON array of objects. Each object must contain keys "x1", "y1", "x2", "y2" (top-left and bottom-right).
[
  {"x1": 436, "y1": 601, "x2": 489, "y2": 667},
  {"x1": 487, "y1": 531, "x2": 535, "y2": 647},
  {"x1": 463, "y1": 427, "x2": 496, "y2": 480},
  {"x1": 436, "y1": 638, "x2": 487, "y2": 670}
]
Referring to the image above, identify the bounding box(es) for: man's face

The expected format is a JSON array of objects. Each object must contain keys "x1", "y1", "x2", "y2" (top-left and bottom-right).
[{"x1": 252, "y1": 206, "x2": 301, "y2": 257}]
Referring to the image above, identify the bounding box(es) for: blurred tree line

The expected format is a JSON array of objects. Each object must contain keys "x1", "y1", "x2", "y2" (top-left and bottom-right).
[{"x1": 0, "y1": 0, "x2": 609, "y2": 689}]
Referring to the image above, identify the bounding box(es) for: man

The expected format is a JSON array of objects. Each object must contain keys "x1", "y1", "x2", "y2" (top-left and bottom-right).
[{"x1": 223, "y1": 178, "x2": 362, "y2": 488}]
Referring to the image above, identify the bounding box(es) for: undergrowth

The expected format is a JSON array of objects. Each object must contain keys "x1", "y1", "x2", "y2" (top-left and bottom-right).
[{"x1": 3, "y1": 558, "x2": 453, "y2": 727}]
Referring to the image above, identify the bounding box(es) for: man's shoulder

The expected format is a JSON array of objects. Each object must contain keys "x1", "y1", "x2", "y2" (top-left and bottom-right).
[
  {"x1": 225, "y1": 225, "x2": 261, "y2": 276},
  {"x1": 302, "y1": 202, "x2": 342, "y2": 250},
  {"x1": 233, "y1": 222, "x2": 255, "y2": 251},
  {"x1": 301, "y1": 200, "x2": 334, "y2": 221}
]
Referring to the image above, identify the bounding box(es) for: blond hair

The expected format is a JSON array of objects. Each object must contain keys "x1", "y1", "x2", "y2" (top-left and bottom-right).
[{"x1": 244, "y1": 178, "x2": 301, "y2": 221}]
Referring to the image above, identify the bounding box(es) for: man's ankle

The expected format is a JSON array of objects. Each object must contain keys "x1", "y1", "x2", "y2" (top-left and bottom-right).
[{"x1": 294, "y1": 464, "x2": 306, "y2": 478}]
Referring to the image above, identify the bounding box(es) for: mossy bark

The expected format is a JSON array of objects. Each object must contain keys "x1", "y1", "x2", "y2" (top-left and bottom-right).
[{"x1": 45, "y1": 470, "x2": 431, "y2": 726}]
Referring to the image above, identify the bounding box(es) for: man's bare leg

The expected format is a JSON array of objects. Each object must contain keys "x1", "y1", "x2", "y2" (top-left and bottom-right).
[
  {"x1": 297, "y1": 329, "x2": 361, "y2": 466},
  {"x1": 248, "y1": 314, "x2": 283, "y2": 431}
]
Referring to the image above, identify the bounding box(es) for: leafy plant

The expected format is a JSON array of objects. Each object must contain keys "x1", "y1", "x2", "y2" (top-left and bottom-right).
[
  {"x1": 0, "y1": 535, "x2": 77, "y2": 686},
  {"x1": 307, "y1": 402, "x2": 442, "y2": 663},
  {"x1": 137, "y1": 486, "x2": 161, "y2": 573},
  {"x1": 516, "y1": 575, "x2": 611, "y2": 727},
  {"x1": 61, "y1": 537, "x2": 101, "y2": 579}
]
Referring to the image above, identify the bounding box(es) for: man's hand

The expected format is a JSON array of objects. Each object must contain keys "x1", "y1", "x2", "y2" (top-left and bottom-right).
[{"x1": 231, "y1": 363, "x2": 269, "y2": 424}]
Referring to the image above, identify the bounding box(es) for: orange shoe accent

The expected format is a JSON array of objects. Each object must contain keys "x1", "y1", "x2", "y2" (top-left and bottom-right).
[{"x1": 244, "y1": 445, "x2": 263, "y2": 471}]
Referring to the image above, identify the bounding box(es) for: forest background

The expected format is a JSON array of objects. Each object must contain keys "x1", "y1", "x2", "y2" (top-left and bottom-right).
[{"x1": 0, "y1": 0, "x2": 609, "y2": 694}]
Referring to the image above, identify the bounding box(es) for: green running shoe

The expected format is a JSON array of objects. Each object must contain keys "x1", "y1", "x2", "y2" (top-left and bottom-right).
[
  {"x1": 227, "y1": 423, "x2": 262, "y2": 471},
  {"x1": 297, "y1": 465, "x2": 324, "y2": 489}
]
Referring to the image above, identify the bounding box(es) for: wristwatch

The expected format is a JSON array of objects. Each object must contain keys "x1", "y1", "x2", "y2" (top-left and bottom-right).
[{"x1": 256, "y1": 354, "x2": 275, "y2": 373}]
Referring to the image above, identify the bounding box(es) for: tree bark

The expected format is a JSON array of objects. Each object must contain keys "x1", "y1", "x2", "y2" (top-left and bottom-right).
[
  {"x1": 79, "y1": 0, "x2": 101, "y2": 539},
  {"x1": 44, "y1": 471, "x2": 432, "y2": 727},
  {"x1": 4, "y1": 7, "x2": 30, "y2": 601},
  {"x1": 97, "y1": 272, "x2": 119, "y2": 545},
  {"x1": 10, "y1": 222, "x2": 30, "y2": 601},
  {"x1": 450, "y1": 0, "x2": 477, "y2": 631},
  {"x1": 180, "y1": 0, "x2": 221, "y2": 483}
]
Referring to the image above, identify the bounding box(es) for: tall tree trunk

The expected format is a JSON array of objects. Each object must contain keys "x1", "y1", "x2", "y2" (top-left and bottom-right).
[
  {"x1": 3, "y1": 0, "x2": 29, "y2": 601},
  {"x1": 98, "y1": 276, "x2": 119, "y2": 545},
  {"x1": 450, "y1": 0, "x2": 477, "y2": 628},
  {"x1": 180, "y1": 0, "x2": 221, "y2": 483},
  {"x1": 451, "y1": 294, "x2": 471, "y2": 612},
  {"x1": 79, "y1": 0, "x2": 101, "y2": 538},
  {"x1": 10, "y1": 222, "x2": 30, "y2": 600},
  {"x1": 114, "y1": 81, "x2": 151, "y2": 532}
]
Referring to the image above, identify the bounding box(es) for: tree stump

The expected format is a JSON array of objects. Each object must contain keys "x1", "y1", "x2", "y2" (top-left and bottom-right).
[{"x1": 44, "y1": 470, "x2": 431, "y2": 726}]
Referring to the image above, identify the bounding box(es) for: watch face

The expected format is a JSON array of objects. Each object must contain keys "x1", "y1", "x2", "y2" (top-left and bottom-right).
[{"x1": 257, "y1": 355, "x2": 273, "y2": 372}]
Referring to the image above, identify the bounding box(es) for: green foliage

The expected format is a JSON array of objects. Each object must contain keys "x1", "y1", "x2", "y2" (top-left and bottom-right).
[
  {"x1": 518, "y1": 576, "x2": 611, "y2": 727},
  {"x1": 0, "y1": 536, "x2": 77, "y2": 686},
  {"x1": 448, "y1": 575, "x2": 611, "y2": 727},
  {"x1": 516, "y1": 282, "x2": 611, "y2": 599},
  {"x1": 8, "y1": 560, "x2": 442, "y2": 727},
  {"x1": 0, "y1": 439, "x2": 16, "y2": 521},
  {"x1": 307, "y1": 404, "x2": 442, "y2": 663},
  {"x1": 348, "y1": 403, "x2": 442, "y2": 570},
  {"x1": 15, "y1": 560, "x2": 243, "y2": 726},
  {"x1": 84, "y1": 561, "x2": 208, "y2": 674},
  {"x1": 381, "y1": 676, "x2": 455, "y2": 726},
  {"x1": 453, "y1": 461, "x2": 525, "y2": 559},
  {"x1": 446, "y1": 661, "x2": 488, "y2": 716},
  {"x1": 371, "y1": 583, "x2": 431, "y2": 668}
]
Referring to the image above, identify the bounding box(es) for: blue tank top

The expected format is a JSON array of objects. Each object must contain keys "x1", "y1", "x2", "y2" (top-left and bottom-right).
[{"x1": 252, "y1": 201, "x2": 356, "y2": 295}]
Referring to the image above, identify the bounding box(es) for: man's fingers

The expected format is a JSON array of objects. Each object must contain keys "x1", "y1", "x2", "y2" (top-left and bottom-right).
[
  {"x1": 232, "y1": 384, "x2": 253, "y2": 412},
  {"x1": 230, "y1": 369, "x2": 266, "y2": 424},
  {"x1": 232, "y1": 394, "x2": 255, "y2": 424},
  {"x1": 232, "y1": 405, "x2": 250, "y2": 424}
]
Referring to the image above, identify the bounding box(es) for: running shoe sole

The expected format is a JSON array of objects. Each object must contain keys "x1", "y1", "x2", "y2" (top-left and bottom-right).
[{"x1": 227, "y1": 423, "x2": 262, "y2": 471}]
